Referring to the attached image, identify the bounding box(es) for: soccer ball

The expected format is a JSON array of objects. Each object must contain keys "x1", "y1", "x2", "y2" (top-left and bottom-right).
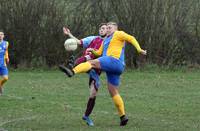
[{"x1": 64, "y1": 38, "x2": 78, "y2": 51}]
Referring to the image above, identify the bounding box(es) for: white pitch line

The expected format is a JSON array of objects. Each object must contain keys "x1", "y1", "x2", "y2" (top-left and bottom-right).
[
  {"x1": 0, "y1": 128, "x2": 8, "y2": 131},
  {"x1": 0, "y1": 116, "x2": 37, "y2": 127},
  {"x1": 6, "y1": 95, "x2": 24, "y2": 100}
]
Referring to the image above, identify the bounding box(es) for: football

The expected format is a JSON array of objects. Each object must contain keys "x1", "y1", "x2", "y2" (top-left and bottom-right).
[{"x1": 64, "y1": 38, "x2": 78, "y2": 51}]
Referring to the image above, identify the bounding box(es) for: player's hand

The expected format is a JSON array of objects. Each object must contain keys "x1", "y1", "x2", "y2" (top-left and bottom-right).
[
  {"x1": 63, "y1": 27, "x2": 71, "y2": 36},
  {"x1": 140, "y1": 49, "x2": 147, "y2": 55},
  {"x1": 85, "y1": 52, "x2": 92, "y2": 55},
  {"x1": 86, "y1": 48, "x2": 94, "y2": 52}
]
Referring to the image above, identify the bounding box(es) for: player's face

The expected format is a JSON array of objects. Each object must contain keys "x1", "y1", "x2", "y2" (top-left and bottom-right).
[
  {"x1": 106, "y1": 24, "x2": 117, "y2": 36},
  {"x1": 99, "y1": 25, "x2": 107, "y2": 37},
  {"x1": 0, "y1": 32, "x2": 4, "y2": 40}
]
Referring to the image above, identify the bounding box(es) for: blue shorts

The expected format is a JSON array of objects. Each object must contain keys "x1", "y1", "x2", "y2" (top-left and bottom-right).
[
  {"x1": 0, "y1": 66, "x2": 8, "y2": 76},
  {"x1": 98, "y1": 56, "x2": 124, "y2": 86},
  {"x1": 89, "y1": 69, "x2": 100, "y2": 89}
]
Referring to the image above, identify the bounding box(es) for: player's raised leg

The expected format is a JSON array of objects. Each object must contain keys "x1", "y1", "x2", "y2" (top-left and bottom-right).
[{"x1": 59, "y1": 59, "x2": 100, "y2": 77}]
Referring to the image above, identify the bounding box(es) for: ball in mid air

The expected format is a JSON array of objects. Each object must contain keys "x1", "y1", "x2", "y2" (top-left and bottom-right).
[{"x1": 64, "y1": 38, "x2": 78, "y2": 51}]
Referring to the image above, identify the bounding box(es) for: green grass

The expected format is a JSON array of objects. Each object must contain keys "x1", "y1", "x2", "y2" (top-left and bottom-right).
[{"x1": 0, "y1": 69, "x2": 200, "y2": 131}]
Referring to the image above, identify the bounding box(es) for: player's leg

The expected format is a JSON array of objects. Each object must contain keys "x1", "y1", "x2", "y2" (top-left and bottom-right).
[
  {"x1": 59, "y1": 56, "x2": 119, "y2": 77},
  {"x1": 0, "y1": 75, "x2": 8, "y2": 87},
  {"x1": 82, "y1": 80, "x2": 98, "y2": 126},
  {"x1": 67, "y1": 55, "x2": 75, "y2": 69},
  {"x1": 59, "y1": 59, "x2": 100, "y2": 77},
  {"x1": 82, "y1": 57, "x2": 121, "y2": 116},
  {"x1": 97, "y1": 56, "x2": 128, "y2": 125},
  {"x1": 73, "y1": 59, "x2": 101, "y2": 73},
  {"x1": 106, "y1": 65, "x2": 128, "y2": 126},
  {"x1": 83, "y1": 69, "x2": 100, "y2": 126},
  {"x1": 107, "y1": 82, "x2": 125, "y2": 117},
  {"x1": 107, "y1": 81, "x2": 128, "y2": 126},
  {"x1": 107, "y1": 82, "x2": 128, "y2": 126},
  {"x1": 0, "y1": 66, "x2": 9, "y2": 95},
  {"x1": 85, "y1": 80, "x2": 98, "y2": 116}
]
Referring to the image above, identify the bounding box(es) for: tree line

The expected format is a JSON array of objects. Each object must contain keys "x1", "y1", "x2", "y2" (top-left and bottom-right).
[{"x1": 0, "y1": 0, "x2": 199, "y2": 68}]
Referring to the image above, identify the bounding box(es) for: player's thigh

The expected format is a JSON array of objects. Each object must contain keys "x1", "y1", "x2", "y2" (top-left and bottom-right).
[
  {"x1": 107, "y1": 81, "x2": 119, "y2": 97},
  {"x1": 0, "y1": 66, "x2": 8, "y2": 77},
  {"x1": 98, "y1": 56, "x2": 124, "y2": 73},
  {"x1": 89, "y1": 69, "x2": 100, "y2": 88},
  {"x1": 106, "y1": 72, "x2": 121, "y2": 87}
]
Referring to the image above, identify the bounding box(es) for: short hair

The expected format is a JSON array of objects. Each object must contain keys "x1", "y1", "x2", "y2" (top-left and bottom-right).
[
  {"x1": 107, "y1": 22, "x2": 118, "y2": 27},
  {"x1": 99, "y1": 23, "x2": 107, "y2": 28}
]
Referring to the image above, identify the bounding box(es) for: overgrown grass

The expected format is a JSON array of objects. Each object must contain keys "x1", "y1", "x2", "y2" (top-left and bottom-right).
[{"x1": 0, "y1": 69, "x2": 200, "y2": 131}]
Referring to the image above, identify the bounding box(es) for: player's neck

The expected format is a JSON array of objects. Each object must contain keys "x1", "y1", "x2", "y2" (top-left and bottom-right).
[
  {"x1": 0, "y1": 39, "x2": 3, "y2": 42},
  {"x1": 100, "y1": 34, "x2": 106, "y2": 39},
  {"x1": 107, "y1": 32, "x2": 114, "y2": 37},
  {"x1": 102, "y1": 36, "x2": 106, "y2": 39}
]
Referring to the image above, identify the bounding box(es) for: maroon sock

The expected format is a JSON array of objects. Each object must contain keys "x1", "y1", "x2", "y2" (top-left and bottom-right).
[
  {"x1": 75, "y1": 56, "x2": 86, "y2": 65},
  {"x1": 85, "y1": 97, "x2": 96, "y2": 117}
]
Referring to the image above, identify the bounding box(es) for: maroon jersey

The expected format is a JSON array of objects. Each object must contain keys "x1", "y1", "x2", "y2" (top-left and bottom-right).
[{"x1": 75, "y1": 36, "x2": 103, "y2": 65}]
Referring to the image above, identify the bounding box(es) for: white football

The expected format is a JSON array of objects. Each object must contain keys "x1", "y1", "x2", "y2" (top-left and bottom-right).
[{"x1": 64, "y1": 38, "x2": 78, "y2": 51}]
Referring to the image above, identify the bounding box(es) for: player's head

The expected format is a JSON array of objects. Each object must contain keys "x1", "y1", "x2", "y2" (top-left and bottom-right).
[
  {"x1": 98, "y1": 23, "x2": 107, "y2": 37},
  {"x1": 106, "y1": 22, "x2": 118, "y2": 36},
  {"x1": 0, "y1": 30, "x2": 4, "y2": 41}
]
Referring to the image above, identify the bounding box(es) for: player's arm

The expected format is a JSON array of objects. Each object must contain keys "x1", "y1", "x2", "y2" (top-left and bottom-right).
[
  {"x1": 5, "y1": 42, "x2": 9, "y2": 64},
  {"x1": 63, "y1": 27, "x2": 97, "y2": 49},
  {"x1": 119, "y1": 31, "x2": 147, "y2": 55},
  {"x1": 75, "y1": 45, "x2": 102, "y2": 66},
  {"x1": 81, "y1": 36, "x2": 98, "y2": 49},
  {"x1": 88, "y1": 43, "x2": 103, "y2": 57},
  {"x1": 63, "y1": 27, "x2": 81, "y2": 45}
]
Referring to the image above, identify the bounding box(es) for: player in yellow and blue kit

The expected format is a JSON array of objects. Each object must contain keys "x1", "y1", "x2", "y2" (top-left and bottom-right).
[
  {"x1": 59, "y1": 22, "x2": 147, "y2": 126},
  {"x1": 0, "y1": 30, "x2": 9, "y2": 96}
]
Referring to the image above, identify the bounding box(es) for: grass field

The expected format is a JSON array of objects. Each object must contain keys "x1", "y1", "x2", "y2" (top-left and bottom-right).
[{"x1": 0, "y1": 69, "x2": 200, "y2": 131}]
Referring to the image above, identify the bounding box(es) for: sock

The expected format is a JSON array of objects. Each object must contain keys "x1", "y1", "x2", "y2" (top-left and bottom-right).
[
  {"x1": 85, "y1": 97, "x2": 96, "y2": 117},
  {"x1": 73, "y1": 62, "x2": 92, "y2": 74},
  {"x1": 0, "y1": 77, "x2": 8, "y2": 87},
  {"x1": 112, "y1": 94, "x2": 125, "y2": 117},
  {"x1": 75, "y1": 56, "x2": 86, "y2": 65},
  {"x1": 120, "y1": 115, "x2": 125, "y2": 120}
]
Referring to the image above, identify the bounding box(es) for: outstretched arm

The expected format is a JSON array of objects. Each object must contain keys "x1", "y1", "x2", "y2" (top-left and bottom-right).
[
  {"x1": 130, "y1": 36, "x2": 147, "y2": 55},
  {"x1": 118, "y1": 31, "x2": 147, "y2": 55},
  {"x1": 63, "y1": 27, "x2": 81, "y2": 45}
]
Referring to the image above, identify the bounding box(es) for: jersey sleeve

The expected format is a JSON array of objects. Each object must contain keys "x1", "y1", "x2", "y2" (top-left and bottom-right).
[
  {"x1": 118, "y1": 31, "x2": 142, "y2": 53},
  {"x1": 91, "y1": 43, "x2": 103, "y2": 57},
  {"x1": 80, "y1": 36, "x2": 97, "y2": 49}
]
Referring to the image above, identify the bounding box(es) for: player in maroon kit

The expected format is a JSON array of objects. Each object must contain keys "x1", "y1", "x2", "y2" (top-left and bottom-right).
[{"x1": 60, "y1": 23, "x2": 107, "y2": 126}]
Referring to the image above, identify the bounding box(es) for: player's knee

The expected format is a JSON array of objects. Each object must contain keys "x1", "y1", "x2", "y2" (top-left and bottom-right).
[
  {"x1": 89, "y1": 85, "x2": 97, "y2": 98},
  {"x1": 3, "y1": 76, "x2": 8, "y2": 81},
  {"x1": 89, "y1": 60, "x2": 100, "y2": 69},
  {"x1": 90, "y1": 94, "x2": 96, "y2": 99},
  {"x1": 90, "y1": 88, "x2": 97, "y2": 97},
  {"x1": 108, "y1": 84, "x2": 119, "y2": 97},
  {"x1": 90, "y1": 91, "x2": 97, "y2": 98}
]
